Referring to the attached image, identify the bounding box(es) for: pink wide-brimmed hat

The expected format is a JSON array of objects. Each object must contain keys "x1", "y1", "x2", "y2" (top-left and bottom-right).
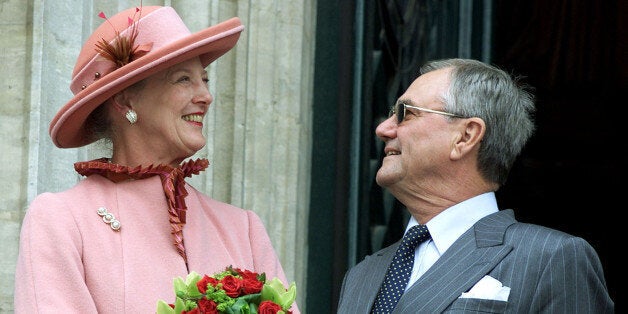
[{"x1": 49, "y1": 6, "x2": 244, "y2": 148}]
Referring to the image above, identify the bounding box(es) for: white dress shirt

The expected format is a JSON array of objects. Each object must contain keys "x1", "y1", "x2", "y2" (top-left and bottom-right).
[{"x1": 404, "y1": 192, "x2": 499, "y2": 290}]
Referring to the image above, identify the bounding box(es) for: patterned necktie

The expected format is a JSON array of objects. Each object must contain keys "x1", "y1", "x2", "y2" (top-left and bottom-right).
[{"x1": 371, "y1": 224, "x2": 431, "y2": 313}]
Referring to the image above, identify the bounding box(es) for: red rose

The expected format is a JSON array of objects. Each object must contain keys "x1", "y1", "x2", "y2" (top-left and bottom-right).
[
  {"x1": 198, "y1": 298, "x2": 218, "y2": 314},
  {"x1": 196, "y1": 275, "x2": 213, "y2": 294},
  {"x1": 241, "y1": 276, "x2": 264, "y2": 294},
  {"x1": 220, "y1": 275, "x2": 243, "y2": 297},
  {"x1": 235, "y1": 268, "x2": 260, "y2": 281},
  {"x1": 182, "y1": 308, "x2": 199, "y2": 314},
  {"x1": 258, "y1": 301, "x2": 283, "y2": 314}
]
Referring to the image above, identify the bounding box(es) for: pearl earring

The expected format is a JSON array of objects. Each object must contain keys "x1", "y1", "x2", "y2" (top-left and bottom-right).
[{"x1": 125, "y1": 110, "x2": 137, "y2": 124}]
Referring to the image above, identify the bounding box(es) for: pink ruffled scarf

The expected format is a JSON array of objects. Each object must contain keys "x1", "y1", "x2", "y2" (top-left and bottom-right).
[{"x1": 74, "y1": 158, "x2": 209, "y2": 264}]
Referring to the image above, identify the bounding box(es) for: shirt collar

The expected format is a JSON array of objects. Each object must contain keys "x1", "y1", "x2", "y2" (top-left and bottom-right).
[{"x1": 406, "y1": 192, "x2": 498, "y2": 256}]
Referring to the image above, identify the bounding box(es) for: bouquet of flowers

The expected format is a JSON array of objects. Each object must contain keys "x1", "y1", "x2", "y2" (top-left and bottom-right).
[{"x1": 156, "y1": 266, "x2": 297, "y2": 314}]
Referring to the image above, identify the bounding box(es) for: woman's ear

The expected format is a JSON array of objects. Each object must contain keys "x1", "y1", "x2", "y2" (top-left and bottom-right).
[
  {"x1": 111, "y1": 91, "x2": 132, "y2": 114},
  {"x1": 450, "y1": 117, "x2": 485, "y2": 160}
]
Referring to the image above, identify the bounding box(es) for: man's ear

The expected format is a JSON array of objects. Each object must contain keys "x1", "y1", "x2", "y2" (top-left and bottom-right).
[{"x1": 450, "y1": 117, "x2": 485, "y2": 160}]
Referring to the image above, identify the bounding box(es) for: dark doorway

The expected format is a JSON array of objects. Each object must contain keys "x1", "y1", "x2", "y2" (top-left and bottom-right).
[{"x1": 492, "y1": 0, "x2": 624, "y2": 309}]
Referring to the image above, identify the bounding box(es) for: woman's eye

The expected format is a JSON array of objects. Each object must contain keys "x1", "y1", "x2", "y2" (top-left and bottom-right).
[{"x1": 177, "y1": 76, "x2": 191, "y2": 83}]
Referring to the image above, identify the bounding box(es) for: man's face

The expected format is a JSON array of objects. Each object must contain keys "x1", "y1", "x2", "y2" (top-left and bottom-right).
[{"x1": 374, "y1": 68, "x2": 459, "y2": 192}]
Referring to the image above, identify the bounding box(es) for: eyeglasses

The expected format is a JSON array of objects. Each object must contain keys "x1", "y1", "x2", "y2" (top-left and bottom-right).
[{"x1": 389, "y1": 102, "x2": 466, "y2": 124}]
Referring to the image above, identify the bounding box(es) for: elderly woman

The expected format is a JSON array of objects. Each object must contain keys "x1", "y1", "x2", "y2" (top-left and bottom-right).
[{"x1": 14, "y1": 5, "x2": 298, "y2": 313}]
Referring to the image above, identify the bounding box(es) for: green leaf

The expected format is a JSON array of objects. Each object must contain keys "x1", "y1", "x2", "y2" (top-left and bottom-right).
[
  {"x1": 224, "y1": 297, "x2": 262, "y2": 314},
  {"x1": 238, "y1": 293, "x2": 262, "y2": 304},
  {"x1": 249, "y1": 302, "x2": 259, "y2": 314},
  {"x1": 174, "y1": 297, "x2": 188, "y2": 314},
  {"x1": 173, "y1": 277, "x2": 187, "y2": 295},
  {"x1": 156, "y1": 300, "x2": 175, "y2": 314},
  {"x1": 185, "y1": 272, "x2": 203, "y2": 297},
  {"x1": 228, "y1": 298, "x2": 249, "y2": 314}
]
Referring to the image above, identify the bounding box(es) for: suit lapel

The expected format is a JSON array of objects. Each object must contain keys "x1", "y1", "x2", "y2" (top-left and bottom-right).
[
  {"x1": 358, "y1": 242, "x2": 399, "y2": 311},
  {"x1": 393, "y1": 210, "x2": 517, "y2": 313},
  {"x1": 336, "y1": 241, "x2": 401, "y2": 313}
]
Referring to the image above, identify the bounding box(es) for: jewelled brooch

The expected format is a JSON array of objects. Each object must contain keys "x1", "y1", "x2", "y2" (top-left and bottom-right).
[{"x1": 97, "y1": 206, "x2": 121, "y2": 231}]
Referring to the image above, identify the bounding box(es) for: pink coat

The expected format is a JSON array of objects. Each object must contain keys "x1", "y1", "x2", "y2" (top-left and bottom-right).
[{"x1": 14, "y1": 174, "x2": 297, "y2": 313}]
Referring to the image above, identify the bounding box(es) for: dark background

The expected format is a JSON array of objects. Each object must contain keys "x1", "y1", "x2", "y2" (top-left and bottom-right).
[{"x1": 493, "y1": 0, "x2": 624, "y2": 310}]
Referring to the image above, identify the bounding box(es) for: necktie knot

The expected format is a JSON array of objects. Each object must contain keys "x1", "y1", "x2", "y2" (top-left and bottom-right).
[
  {"x1": 371, "y1": 224, "x2": 431, "y2": 314},
  {"x1": 401, "y1": 224, "x2": 430, "y2": 251}
]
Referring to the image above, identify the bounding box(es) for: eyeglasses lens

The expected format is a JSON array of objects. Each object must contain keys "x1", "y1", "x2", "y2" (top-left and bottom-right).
[
  {"x1": 396, "y1": 103, "x2": 404, "y2": 124},
  {"x1": 388, "y1": 103, "x2": 405, "y2": 124}
]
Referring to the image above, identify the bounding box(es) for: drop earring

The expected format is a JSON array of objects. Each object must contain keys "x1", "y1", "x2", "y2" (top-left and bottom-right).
[{"x1": 125, "y1": 110, "x2": 138, "y2": 124}]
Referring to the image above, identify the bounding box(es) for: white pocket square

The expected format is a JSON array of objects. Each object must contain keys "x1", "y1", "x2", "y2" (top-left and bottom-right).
[{"x1": 459, "y1": 275, "x2": 510, "y2": 301}]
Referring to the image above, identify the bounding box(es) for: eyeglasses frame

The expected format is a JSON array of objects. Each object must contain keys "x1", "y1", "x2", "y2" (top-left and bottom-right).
[{"x1": 390, "y1": 102, "x2": 466, "y2": 123}]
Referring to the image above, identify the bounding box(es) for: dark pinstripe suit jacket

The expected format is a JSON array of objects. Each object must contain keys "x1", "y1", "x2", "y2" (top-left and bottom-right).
[{"x1": 337, "y1": 209, "x2": 614, "y2": 313}]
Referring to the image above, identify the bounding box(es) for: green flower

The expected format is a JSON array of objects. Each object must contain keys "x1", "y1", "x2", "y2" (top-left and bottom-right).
[
  {"x1": 260, "y1": 278, "x2": 296, "y2": 310},
  {"x1": 156, "y1": 272, "x2": 205, "y2": 314}
]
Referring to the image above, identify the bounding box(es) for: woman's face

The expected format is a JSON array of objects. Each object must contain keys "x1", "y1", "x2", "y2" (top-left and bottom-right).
[{"x1": 116, "y1": 57, "x2": 212, "y2": 166}]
